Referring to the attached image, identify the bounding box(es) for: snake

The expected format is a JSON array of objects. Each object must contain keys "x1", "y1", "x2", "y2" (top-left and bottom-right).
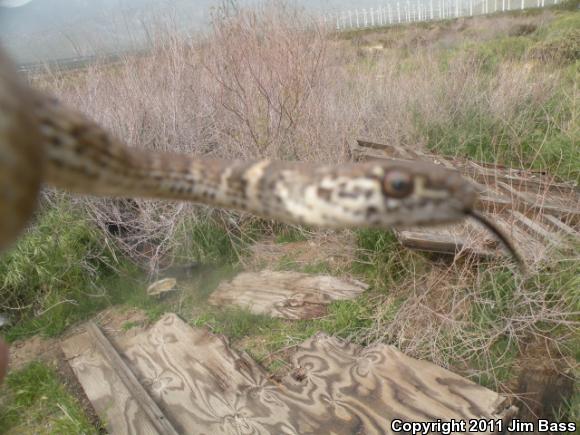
[{"x1": 0, "y1": 48, "x2": 523, "y2": 269}]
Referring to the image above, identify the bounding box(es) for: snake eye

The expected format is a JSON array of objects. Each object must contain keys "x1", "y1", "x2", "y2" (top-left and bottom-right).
[{"x1": 382, "y1": 170, "x2": 414, "y2": 198}]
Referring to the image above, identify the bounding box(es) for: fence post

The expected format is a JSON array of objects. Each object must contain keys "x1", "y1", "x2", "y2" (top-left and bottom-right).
[
  {"x1": 397, "y1": 2, "x2": 401, "y2": 23},
  {"x1": 363, "y1": 9, "x2": 367, "y2": 27},
  {"x1": 356, "y1": 9, "x2": 360, "y2": 28},
  {"x1": 521, "y1": 0, "x2": 524, "y2": 9},
  {"x1": 469, "y1": 0, "x2": 473, "y2": 15}
]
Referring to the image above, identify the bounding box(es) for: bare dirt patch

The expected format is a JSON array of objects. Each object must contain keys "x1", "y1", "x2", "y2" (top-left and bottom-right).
[
  {"x1": 507, "y1": 339, "x2": 577, "y2": 423},
  {"x1": 9, "y1": 336, "x2": 60, "y2": 372},
  {"x1": 7, "y1": 306, "x2": 148, "y2": 374},
  {"x1": 244, "y1": 231, "x2": 357, "y2": 272}
]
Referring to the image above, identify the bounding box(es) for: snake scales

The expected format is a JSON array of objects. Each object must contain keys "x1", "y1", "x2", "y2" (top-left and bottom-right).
[{"x1": 0, "y1": 48, "x2": 523, "y2": 268}]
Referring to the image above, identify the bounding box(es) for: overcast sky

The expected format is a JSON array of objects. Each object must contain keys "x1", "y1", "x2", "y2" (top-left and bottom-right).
[{"x1": 0, "y1": 0, "x2": 392, "y2": 64}]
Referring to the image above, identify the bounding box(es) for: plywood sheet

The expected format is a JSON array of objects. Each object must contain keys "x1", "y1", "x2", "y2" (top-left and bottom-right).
[
  {"x1": 208, "y1": 270, "x2": 368, "y2": 319},
  {"x1": 283, "y1": 333, "x2": 516, "y2": 434},
  {"x1": 115, "y1": 313, "x2": 275, "y2": 434},
  {"x1": 111, "y1": 314, "x2": 515, "y2": 434},
  {"x1": 61, "y1": 329, "x2": 172, "y2": 435}
]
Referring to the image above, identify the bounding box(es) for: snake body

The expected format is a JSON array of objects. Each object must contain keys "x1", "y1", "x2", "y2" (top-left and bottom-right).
[{"x1": 0, "y1": 48, "x2": 522, "y2": 267}]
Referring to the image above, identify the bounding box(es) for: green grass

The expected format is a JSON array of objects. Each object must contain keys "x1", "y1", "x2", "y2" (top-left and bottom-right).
[
  {"x1": 353, "y1": 228, "x2": 428, "y2": 289},
  {"x1": 460, "y1": 254, "x2": 578, "y2": 387},
  {"x1": 0, "y1": 362, "x2": 99, "y2": 434},
  {"x1": 175, "y1": 218, "x2": 243, "y2": 264},
  {"x1": 274, "y1": 226, "x2": 308, "y2": 244},
  {"x1": 188, "y1": 297, "x2": 374, "y2": 365},
  {"x1": 391, "y1": 6, "x2": 580, "y2": 183},
  {"x1": 0, "y1": 203, "x2": 148, "y2": 341}
]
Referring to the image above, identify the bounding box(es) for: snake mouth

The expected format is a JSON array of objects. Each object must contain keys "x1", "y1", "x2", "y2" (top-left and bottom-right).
[{"x1": 466, "y1": 209, "x2": 526, "y2": 273}]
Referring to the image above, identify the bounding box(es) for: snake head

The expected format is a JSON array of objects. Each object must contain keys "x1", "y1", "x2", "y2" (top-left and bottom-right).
[
  {"x1": 271, "y1": 159, "x2": 523, "y2": 269},
  {"x1": 276, "y1": 160, "x2": 478, "y2": 228}
]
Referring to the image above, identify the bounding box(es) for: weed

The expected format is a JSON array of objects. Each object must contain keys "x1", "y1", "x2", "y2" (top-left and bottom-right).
[
  {"x1": 274, "y1": 226, "x2": 308, "y2": 244},
  {"x1": 121, "y1": 320, "x2": 141, "y2": 331},
  {"x1": 175, "y1": 218, "x2": 242, "y2": 265},
  {"x1": 353, "y1": 229, "x2": 427, "y2": 289},
  {"x1": 0, "y1": 362, "x2": 99, "y2": 434},
  {"x1": 190, "y1": 308, "x2": 279, "y2": 341},
  {"x1": 0, "y1": 202, "x2": 146, "y2": 340}
]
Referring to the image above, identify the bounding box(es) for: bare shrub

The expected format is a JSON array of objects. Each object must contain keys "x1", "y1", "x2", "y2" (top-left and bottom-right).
[
  {"x1": 352, "y1": 250, "x2": 579, "y2": 388},
  {"x1": 33, "y1": 2, "x2": 576, "y2": 273}
]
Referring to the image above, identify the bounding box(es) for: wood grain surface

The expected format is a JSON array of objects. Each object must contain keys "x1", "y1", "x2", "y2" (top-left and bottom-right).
[
  {"x1": 208, "y1": 271, "x2": 368, "y2": 319},
  {"x1": 62, "y1": 328, "x2": 167, "y2": 434},
  {"x1": 71, "y1": 313, "x2": 515, "y2": 434}
]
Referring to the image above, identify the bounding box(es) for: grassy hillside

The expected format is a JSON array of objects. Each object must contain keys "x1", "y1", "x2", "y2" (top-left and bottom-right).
[{"x1": 0, "y1": 1, "x2": 578, "y2": 432}]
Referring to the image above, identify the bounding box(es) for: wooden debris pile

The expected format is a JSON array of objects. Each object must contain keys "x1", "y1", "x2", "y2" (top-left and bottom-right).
[
  {"x1": 62, "y1": 314, "x2": 516, "y2": 434},
  {"x1": 352, "y1": 140, "x2": 580, "y2": 263}
]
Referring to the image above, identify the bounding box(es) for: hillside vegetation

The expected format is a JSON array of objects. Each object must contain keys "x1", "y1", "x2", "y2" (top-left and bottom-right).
[{"x1": 0, "y1": 1, "x2": 578, "y2": 432}]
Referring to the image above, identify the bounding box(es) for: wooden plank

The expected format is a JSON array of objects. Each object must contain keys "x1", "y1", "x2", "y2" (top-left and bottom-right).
[
  {"x1": 86, "y1": 323, "x2": 179, "y2": 435},
  {"x1": 512, "y1": 211, "x2": 562, "y2": 244},
  {"x1": 541, "y1": 214, "x2": 579, "y2": 237},
  {"x1": 468, "y1": 161, "x2": 577, "y2": 195},
  {"x1": 396, "y1": 229, "x2": 463, "y2": 254},
  {"x1": 491, "y1": 215, "x2": 550, "y2": 264},
  {"x1": 62, "y1": 330, "x2": 167, "y2": 434},
  {"x1": 356, "y1": 139, "x2": 410, "y2": 155},
  {"x1": 497, "y1": 182, "x2": 580, "y2": 220},
  {"x1": 395, "y1": 219, "x2": 504, "y2": 258},
  {"x1": 355, "y1": 140, "x2": 418, "y2": 160},
  {"x1": 208, "y1": 271, "x2": 368, "y2": 319}
]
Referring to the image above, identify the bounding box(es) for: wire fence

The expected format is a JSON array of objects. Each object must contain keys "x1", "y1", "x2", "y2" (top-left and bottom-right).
[{"x1": 323, "y1": 0, "x2": 560, "y2": 30}]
